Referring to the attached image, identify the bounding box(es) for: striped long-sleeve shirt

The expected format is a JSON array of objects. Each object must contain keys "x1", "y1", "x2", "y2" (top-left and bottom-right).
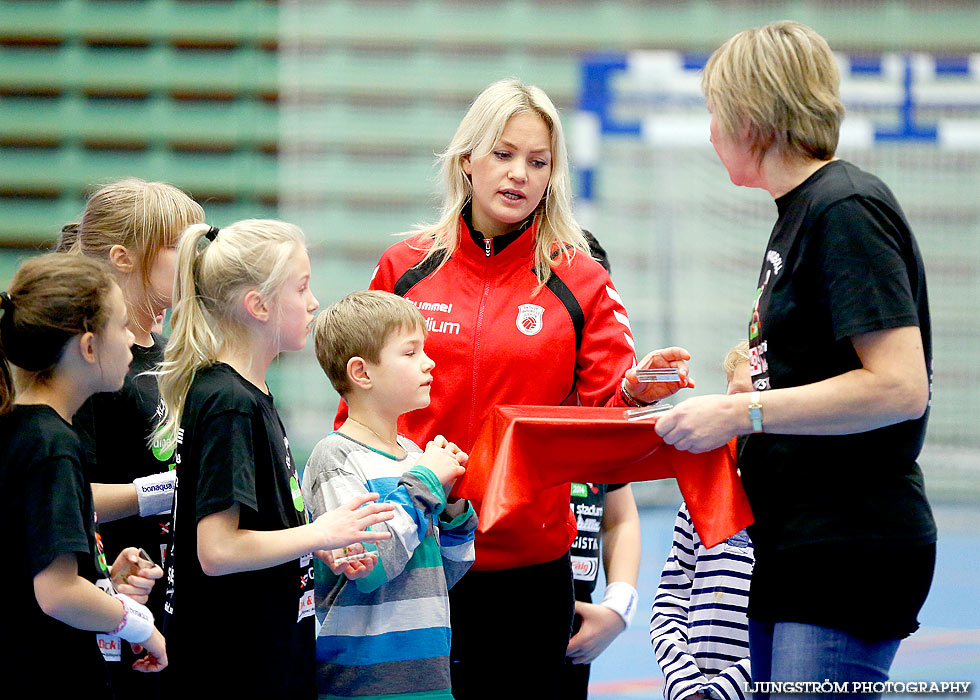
[
  {"x1": 301, "y1": 432, "x2": 477, "y2": 699},
  {"x1": 650, "y1": 503, "x2": 754, "y2": 700}
]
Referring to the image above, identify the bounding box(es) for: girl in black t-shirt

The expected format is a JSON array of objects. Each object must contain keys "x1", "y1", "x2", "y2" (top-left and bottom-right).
[
  {"x1": 70, "y1": 179, "x2": 205, "y2": 520},
  {"x1": 69, "y1": 179, "x2": 205, "y2": 693},
  {"x1": 154, "y1": 220, "x2": 396, "y2": 698},
  {"x1": 0, "y1": 254, "x2": 168, "y2": 698}
]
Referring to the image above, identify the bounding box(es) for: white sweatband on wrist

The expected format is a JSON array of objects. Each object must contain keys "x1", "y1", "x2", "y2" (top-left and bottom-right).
[
  {"x1": 111, "y1": 593, "x2": 155, "y2": 644},
  {"x1": 134, "y1": 470, "x2": 176, "y2": 517},
  {"x1": 600, "y1": 581, "x2": 639, "y2": 627}
]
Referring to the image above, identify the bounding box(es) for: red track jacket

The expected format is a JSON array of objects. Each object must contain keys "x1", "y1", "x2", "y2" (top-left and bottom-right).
[{"x1": 339, "y1": 216, "x2": 638, "y2": 568}]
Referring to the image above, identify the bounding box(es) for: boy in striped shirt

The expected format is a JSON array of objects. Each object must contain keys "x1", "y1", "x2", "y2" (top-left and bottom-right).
[
  {"x1": 650, "y1": 342, "x2": 755, "y2": 700},
  {"x1": 302, "y1": 290, "x2": 477, "y2": 699}
]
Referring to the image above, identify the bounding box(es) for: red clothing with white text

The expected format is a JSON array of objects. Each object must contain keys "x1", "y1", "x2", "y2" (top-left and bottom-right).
[{"x1": 340, "y1": 216, "x2": 637, "y2": 570}]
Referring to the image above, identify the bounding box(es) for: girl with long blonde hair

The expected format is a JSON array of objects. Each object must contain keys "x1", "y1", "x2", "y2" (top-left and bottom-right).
[
  {"x1": 69, "y1": 178, "x2": 203, "y2": 692},
  {"x1": 155, "y1": 219, "x2": 396, "y2": 698}
]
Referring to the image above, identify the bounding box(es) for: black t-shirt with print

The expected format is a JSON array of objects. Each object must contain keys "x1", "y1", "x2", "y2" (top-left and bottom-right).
[
  {"x1": 569, "y1": 482, "x2": 626, "y2": 601},
  {"x1": 74, "y1": 334, "x2": 173, "y2": 692},
  {"x1": 740, "y1": 159, "x2": 936, "y2": 638},
  {"x1": 0, "y1": 405, "x2": 113, "y2": 698},
  {"x1": 75, "y1": 334, "x2": 173, "y2": 586},
  {"x1": 161, "y1": 363, "x2": 315, "y2": 698}
]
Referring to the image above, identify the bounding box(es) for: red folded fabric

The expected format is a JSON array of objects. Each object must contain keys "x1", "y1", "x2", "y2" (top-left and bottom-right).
[{"x1": 454, "y1": 405, "x2": 753, "y2": 571}]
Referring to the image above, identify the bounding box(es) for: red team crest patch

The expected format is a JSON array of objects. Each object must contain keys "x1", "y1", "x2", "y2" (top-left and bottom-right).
[{"x1": 516, "y1": 304, "x2": 545, "y2": 336}]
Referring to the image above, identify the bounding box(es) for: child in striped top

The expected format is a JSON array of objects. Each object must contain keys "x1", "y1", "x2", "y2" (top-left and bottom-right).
[
  {"x1": 650, "y1": 341, "x2": 755, "y2": 700},
  {"x1": 301, "y1": 290, "x2": 477, "y2": 699}
]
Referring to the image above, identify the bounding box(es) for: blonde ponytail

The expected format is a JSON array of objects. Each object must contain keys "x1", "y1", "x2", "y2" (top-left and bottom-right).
[
  {"x1": 154, "y1": 224, "x2": 217, "y2": 444},
  {"x1": 154, "y1": 220, "x2": 305, "y2": 446}
]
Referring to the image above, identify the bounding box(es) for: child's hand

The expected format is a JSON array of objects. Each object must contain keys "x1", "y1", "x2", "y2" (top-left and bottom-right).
[
  {"x1": 110, "y1": 547, "x2": 163, "y2": 605},
  {"x1": 130, "y1": 627, "x2": 167, "y2": 672},
  {"x1": 565, "y1": 600, "x2": 625, "y2": 665},
  {"x1": 316, "y1": 544, "x2": 379, "y2": 580},
  {"x1": 416, "y1": 438, "x2": 466, "y2": 489},
  {"x1": 311, "y1": 492, "x2": 395, "y2": 551},
  {"x1": 431, "y1": 434, "x2": 468, "y2": 466}
]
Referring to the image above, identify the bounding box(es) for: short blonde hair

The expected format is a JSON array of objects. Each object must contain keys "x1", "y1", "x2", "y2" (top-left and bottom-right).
[
  {"x1": 702, "y1": 20, "x2": 844, "y2": 163},
  {"x1": 313, "y1": 290, "x2": 426, "y2": 396},
  {"x1": 413, "y1": 78, "x2": 588, "y2": 287},
  {"x1": 724, "y1": 340, "x2": 751, "y2": 381}
]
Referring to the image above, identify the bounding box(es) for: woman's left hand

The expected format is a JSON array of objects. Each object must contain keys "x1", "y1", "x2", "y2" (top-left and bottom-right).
[
  {"x1": 624, "y1": 346, "x2": 694, "y2": 404},
  {"x1": 655, "y1": 393, "x2": 742, "y2": 453}
]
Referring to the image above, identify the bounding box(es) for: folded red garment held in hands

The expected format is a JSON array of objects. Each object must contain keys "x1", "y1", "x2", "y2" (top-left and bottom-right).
[{"x1": 453, "y1": 405, "x2": 753, "y2": 571}]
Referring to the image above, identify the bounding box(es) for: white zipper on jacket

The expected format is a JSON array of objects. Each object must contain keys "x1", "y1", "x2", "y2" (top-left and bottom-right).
[{"x1": 469, "y1": 250, "x2": 493, "y2": 445}]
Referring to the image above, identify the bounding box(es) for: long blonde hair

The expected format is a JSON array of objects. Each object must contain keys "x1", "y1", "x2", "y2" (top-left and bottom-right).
[
  {"x1": 71, "y1": 178, "x2": 204, "y2": 330},
  {"x1": 154, "y1": 219, "x2": 305, "y2": 445},
  {"x1": 413, "y1": 78, "x2": 588, "y2": 285},
  {"x1": 724, "y1": 340, "x2": 751, "y2": 380}
]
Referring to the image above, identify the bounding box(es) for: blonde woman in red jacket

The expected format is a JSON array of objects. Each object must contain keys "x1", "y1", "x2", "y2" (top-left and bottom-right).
[{"x1": 341, "y1": 78, "x2": 691, "y2": 699}]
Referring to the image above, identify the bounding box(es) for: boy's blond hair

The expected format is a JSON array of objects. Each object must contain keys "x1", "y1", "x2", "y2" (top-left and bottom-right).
[
  {"x1": 314, "y1": 290, "x2": 426, "y2": 396},
  {"x1": 724, "y1": 340, "x2": 751, "y2": 381},
  {"x1": 702, "y1": 20, "x2": 844, "y2": 164}
]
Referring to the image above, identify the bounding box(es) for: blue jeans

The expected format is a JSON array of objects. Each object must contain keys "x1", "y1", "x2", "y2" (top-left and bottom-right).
[{"x1": 749, "y1": 620, "x2": 902, "y2": 700}]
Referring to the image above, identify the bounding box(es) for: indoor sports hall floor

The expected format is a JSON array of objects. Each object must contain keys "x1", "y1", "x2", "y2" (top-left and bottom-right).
[{"x1": 588, "y1": 504, "x2": 980, "y2": 699}]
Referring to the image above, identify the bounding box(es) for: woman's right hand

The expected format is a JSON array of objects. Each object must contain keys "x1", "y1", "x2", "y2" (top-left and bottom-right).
[
  {"x1": 131, "y1": 627, "x2": 167, "y2": 672},
  {"x1": 415, "y1": 437, "x2": 466, "y2": 489},
  {"x1": 624, "y1": 346, "x2": 694, "y2": 404},
  {"x1": 311, "y1": 492, "x2": 395, "y2": 551}
]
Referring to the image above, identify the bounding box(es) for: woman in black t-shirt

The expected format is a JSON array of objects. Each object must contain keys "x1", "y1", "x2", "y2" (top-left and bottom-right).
[
  {"x1": 653, "y1": 21, "x2": 936, "y2": 697},
  {"x1": 154, "y1": 220, "x2": 397, "y2": 698},
  {"x1": 0, "y1": 254, "x2": 167, "y2": 698}
]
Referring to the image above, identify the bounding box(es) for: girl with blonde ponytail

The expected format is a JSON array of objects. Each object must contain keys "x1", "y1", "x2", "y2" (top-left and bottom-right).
[
  {"x1": 155, "y1": 219, "x2": 396, "y2": 698},
  {"x1": 69, "y1": 179, "x2": 202, "y2": 694},
  {"x1": 0, "y1": 254, "x2": 168, "y2": 697}
]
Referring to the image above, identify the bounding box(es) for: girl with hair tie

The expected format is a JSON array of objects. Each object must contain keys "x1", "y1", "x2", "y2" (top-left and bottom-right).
[
  {"x1": 155, "y1": 220, "x2": 397, "y2": 698},
  {"x1": 0, "y1": 254, "x2": 167, "y2": 699}
]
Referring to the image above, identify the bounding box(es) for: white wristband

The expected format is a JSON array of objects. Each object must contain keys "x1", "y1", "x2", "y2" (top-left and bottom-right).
[
  {"x1": 111, "y1": 592, "x2": 155, "y2": 644},
  {"x1": 600, "y1": 581, "x2": 639, "y2": 627},
  {"x1": 134, "y1": 470, "x2": 176, "y2": 517}
]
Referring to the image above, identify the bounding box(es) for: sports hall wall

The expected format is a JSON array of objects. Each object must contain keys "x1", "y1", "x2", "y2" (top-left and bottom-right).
[{"x1": 2, "y1": 0, "x2": 978, "y2": 501}]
